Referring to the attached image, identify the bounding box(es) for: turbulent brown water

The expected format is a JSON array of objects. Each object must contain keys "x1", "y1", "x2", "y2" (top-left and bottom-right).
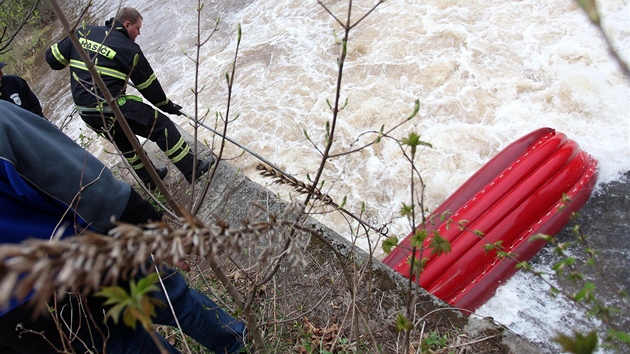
[{"x1": 30, "y1": 0, "x2": 629, "y2": 351}]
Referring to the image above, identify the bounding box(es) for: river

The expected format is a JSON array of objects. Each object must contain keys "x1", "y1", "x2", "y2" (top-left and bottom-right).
[{"x1": 33, "y1": 0, "x2": 630, "y2": 352}]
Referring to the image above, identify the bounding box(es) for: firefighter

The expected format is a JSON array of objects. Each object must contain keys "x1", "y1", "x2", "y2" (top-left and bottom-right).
[
  {"x1": 45, "y1": 7, "x2": 212, "y2": 190},
  {"x1": 0, "y1": 62, "x2": 45, "y2": 118}
]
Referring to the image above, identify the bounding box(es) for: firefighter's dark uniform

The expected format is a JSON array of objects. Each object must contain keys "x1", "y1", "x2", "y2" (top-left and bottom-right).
[
  {"x1": 45, "y1": 18, "x2": 206, "y2": 185},
  {"x1": 0, "y1": 74, "x2": 45, "y2": 118}
]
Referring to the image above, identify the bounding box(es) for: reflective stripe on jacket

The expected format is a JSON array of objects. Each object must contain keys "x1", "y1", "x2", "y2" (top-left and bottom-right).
[{"x1": 45, "y1": 19, "x2": 172, "y2": 110}]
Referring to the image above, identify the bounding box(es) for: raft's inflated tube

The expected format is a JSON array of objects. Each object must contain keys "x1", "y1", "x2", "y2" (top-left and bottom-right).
[{"x1": 382, "y1": 128, "x2": 598, "y2": 312}]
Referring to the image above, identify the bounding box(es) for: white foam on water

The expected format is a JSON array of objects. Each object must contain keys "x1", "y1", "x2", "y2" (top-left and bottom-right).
[
  {"x1": 477, "y1": 246, "x2": 609, "y2": 352},
  {"x1": 478, "y1": 271, "x2": 601, "y2": 352},
  {"x1": 43, "y1": 0, "x2": 629, "y2": 350}
]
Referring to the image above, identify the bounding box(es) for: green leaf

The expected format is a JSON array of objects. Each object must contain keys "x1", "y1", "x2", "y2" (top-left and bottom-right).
[
  {"x1": 399, "y1": 203, "x2": 413, "y2": 219},
  {"x1": 123, "y1": 308, "x2": 139, "y2": 329},
  {"x1": 483, "y1": 243, "x2": 496, "y2": 253},
  {"x1": 567, "y1": 271, "x2": 585, "y2": 283},
  {"x1": 515, "y1": 261, "x2": 530, "y2": 270},
  {"x1": 529, "y1": 233, "x2": 554, "y2": 243},
  {"x1": 572, "y1": 224, "x2": 582, "y2": 237},
  {"x1": 338, "y1": 196, "x2": 347, "y2": 209},
  {"x1": 429, "y1": 233, "x2": 451, "y2": 255},
  {"x1": 105, "y1": 302, "x2": 130, "y2": 325},
  {"x1": 573, "y1": 282, "x2": 595, "y2": 303},
  {"x1": 584, "y1": 282, "x2": 595, "y2": 291},
  {"x1": 401, "y1": 132, "x2": 420, "y2": 155},
  {"x1": 341, "y1": 97, "x2": 349, "y2": 110},
  {"x1": 607, "y1": 330, "x2": 630, "y2": 344},
  {"x1": 382, "y1": 236, "x2": 399, "y2": 254},
  {"x1": 406, "y1": 99, "x2": 420, "y2": 120},
  {"x1": 553, "y1": 330, "x2": 598, "y2": 354},
  {"x1": 395, "y1": 313, "x2": 414, "y2": 332},
  {"x1": 415, "y1": 257, "x2": 429, "y2": 275},
  {"x1": 134, "y1": 273, "x2": 160, "y2": 295},
  {"x1": 376, "y1": 124, "x2": 384, "y2": 143},
  {"x1": 96, "y1": 286, "x2": 129, "y2": 305},
  {"x1": 496, "y1": 251, "x2": 509, "y2": 260},
  {"x1": 418, "y1": 140, "x2": 432, "y2": 148},
  {"x1": 573, "y1": 289, "x2": 587, "y2": 302},
  {"x1": 95, "y1": 273, "x2": 162, "y2": 332},
  {"x1": 410, "y1": 229, "x2": 427, "y2": 248}
]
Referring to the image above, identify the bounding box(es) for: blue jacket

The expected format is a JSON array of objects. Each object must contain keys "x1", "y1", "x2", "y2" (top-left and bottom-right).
[{"x1": 0, "y1": 101, "x2": 131, "y2": 314}]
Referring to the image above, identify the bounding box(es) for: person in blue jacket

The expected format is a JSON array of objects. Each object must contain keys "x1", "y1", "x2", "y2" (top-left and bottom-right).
[
  {"x1": 45, "y1": 7, "x2": 211, "y2": 190},
  {"x1": 0, "y1": 101, "x2": 245, "y2": 353},
  {"x1": 0, "y1": 62, "x2": 45, "y2": 118}
]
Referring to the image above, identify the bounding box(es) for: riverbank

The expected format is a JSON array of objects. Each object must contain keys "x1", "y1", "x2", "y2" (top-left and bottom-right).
[{"x1": 137, "y1": 129, "x2": 543, "y2": 353}]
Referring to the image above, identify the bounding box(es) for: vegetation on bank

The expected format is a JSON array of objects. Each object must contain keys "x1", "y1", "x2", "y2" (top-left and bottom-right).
[
  {"x1": 0, "y1": 0, "x2": 54, "y2": 80},
  {"x1": 0, "y1": 0, "x2": 628, "y2": 353}
]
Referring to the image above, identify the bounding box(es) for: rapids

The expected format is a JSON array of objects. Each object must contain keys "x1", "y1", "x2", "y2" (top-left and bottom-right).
[{"x1": 32, "y1": 0, "x2": 629, "y2": 352}]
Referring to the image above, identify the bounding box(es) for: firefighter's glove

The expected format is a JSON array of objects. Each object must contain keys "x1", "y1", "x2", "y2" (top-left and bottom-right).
[{"x1": 162, "y1": 101, "x2": 183, "y2": 116}]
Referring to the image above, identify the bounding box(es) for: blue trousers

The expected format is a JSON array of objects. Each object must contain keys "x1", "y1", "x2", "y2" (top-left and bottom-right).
[
  {"x1": 107, "y1": 268, "x2": 246, "y2": 353},
  {"x1": 0, "y1": 268, "x2": 246, "y2": 354}
]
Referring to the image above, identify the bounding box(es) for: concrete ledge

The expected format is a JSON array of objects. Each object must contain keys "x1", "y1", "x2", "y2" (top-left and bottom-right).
[{"x1": 142, "y1": 128, "x2": 542, "y2": 353}]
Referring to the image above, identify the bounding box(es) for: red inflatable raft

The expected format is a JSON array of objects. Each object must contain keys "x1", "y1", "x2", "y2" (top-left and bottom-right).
[{"x1": 382, "y1": 127, "x2": 598, "y2": 312}]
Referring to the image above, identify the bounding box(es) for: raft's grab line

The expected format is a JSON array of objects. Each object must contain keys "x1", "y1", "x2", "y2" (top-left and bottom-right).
[{"x1": 382, "y1": 127, "x2": 598, "y2": 312}]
